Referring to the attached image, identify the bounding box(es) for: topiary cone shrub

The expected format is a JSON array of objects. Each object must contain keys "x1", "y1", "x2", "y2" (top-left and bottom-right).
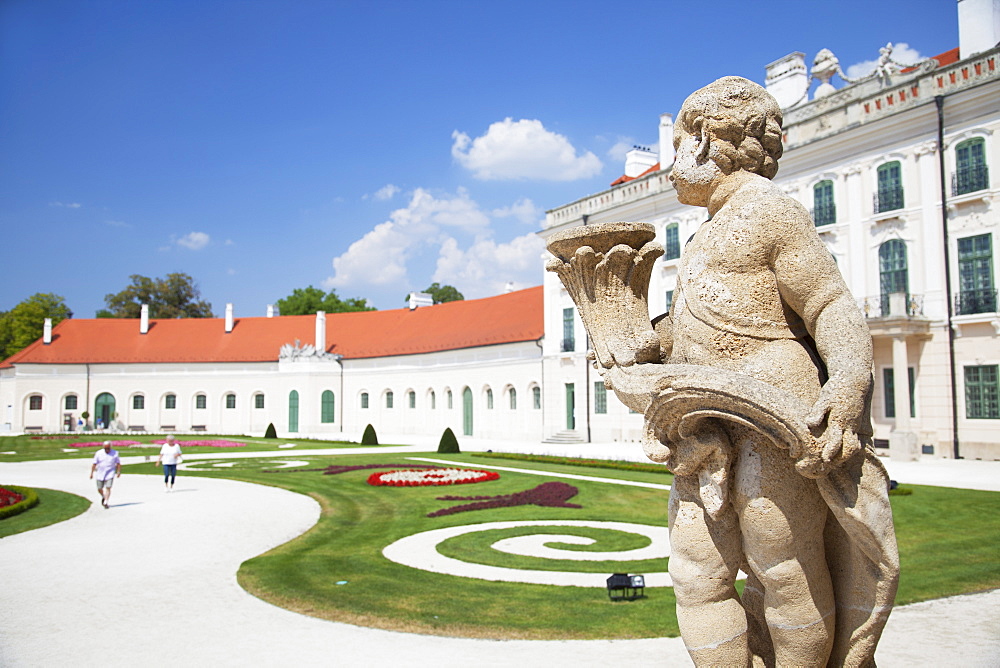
[
  {"x1": 264, "y1": 423, "x2": 277, "y2": 439},
  {"x1": 361, "y1": 424, "x2": 378, "y2": 445},
  {"x1": 437, "y1": 427, "x2": 460, "y2": 453}
]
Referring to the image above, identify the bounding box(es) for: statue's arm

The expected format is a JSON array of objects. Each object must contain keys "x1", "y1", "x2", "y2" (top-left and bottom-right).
[{"x1": 773, "y1": 207, "x2": 873, "y2": 465}]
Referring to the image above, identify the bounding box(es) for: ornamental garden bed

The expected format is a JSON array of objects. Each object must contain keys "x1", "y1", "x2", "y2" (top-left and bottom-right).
[{"x1": 119, "y1": 452, "x2": 1000, "y2": 641}]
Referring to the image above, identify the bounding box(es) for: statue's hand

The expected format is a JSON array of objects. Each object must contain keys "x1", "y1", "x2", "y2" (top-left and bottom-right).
[{"x1": 804, "y1": 374, "x2": 866, "y2": 470}]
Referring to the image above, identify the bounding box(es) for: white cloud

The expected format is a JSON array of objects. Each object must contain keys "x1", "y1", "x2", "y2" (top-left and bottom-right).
[
  {"x1": 49, "y1": 201, "x2": 82, "y2": 208},
  {"x1": 326, "y1": 188, "x2": 489, "y2": 291},
  {"x1": 607, "y1": 138, "x2": 636, "y2": 162},
  {"x1": 373, "y1": 184, "x2": 400, "y2": 201},
  {"x1": 452, "y1": 118, "x2": 602, "y2": 181},
  {"x1": 491, "y1": 198, "x2": 542, "y2": 226},
  {"x1": 177, "y1": 231, "x2": 210, "y2": 251},
  {"x1": 845, "y1": 42, "x2": 924, "y2": 79},
  {"x1": 432, "y1": 233, "x2": 545, "y2": 299}
]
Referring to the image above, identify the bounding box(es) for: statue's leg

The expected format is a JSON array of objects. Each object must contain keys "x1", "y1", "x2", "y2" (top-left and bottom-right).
[
  {"x1": 731, "y1": 426, "x2": 835, "y2": 667},
  {"x1": 668, "y1": 473, "x2": 747, "y2": 666}
]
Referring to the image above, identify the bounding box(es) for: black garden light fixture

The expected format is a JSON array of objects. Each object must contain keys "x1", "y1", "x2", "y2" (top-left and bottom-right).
[{"x1": 606, "y1": 573, "x2": 645, "y2": 601}]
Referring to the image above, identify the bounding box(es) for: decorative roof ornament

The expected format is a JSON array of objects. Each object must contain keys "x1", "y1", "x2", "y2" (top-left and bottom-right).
[
  {"x1": 811, "y1": 49, "x2": 840, "y2": 99},
  {"x1": 278, "y1": 338, "x2": 340, "y2": 361},
  {"x1": 834, "y1": 42, "x2": 939, "y2": 87}
]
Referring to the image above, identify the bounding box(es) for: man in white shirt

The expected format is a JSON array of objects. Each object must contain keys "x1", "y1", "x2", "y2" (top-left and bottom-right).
[{"x1": 89, "y1": 441, "x2": 121, "y2": 509}]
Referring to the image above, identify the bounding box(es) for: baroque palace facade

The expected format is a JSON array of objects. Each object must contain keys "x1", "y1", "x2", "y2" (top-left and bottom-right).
[
  {"x1": 542, "y1": 0, "x2": 1000, "y2": 460},
  {"x1": 3, "y1": 1, "x2": 998, "y2": 460}
]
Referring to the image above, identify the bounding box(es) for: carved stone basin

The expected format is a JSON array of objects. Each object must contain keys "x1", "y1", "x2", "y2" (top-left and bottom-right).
[{"x1": 546, "y1": 221, "x2": 657, "y2": 261}]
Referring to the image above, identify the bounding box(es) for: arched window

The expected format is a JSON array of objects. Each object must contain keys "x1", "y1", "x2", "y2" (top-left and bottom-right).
[
  {"x1": 254, "y1": 393, "x2": 265, "y2": 409},
  {"x1": 165, "y1": 394, "x2": 176, "y2": 409},
  {"x1": 875, "y1": 161, "x2": 904, "y2": 213},
  {"x1": 195, "y1": 394, "x2": 207, "y2": 410},
  {"x1": 532, "y1": 386, "x2": 541, "y2": 409},
  {"x1": 28, "y1": 395, "x2": 42, "y2": 410},
  {"x1": 664, "y1": 223, "x2": 680, "y2": 259},
  {"x1": 813, "y1": 180, "x2": 835, "y2": 226},
  {"x1": 225, "y1": 393, "x2": 236, "y2": 409},
  {"x1": 132, "y1": 394, "x2": 145, "y2": 410},
  {"x1": 64, "y1": 395, "x2": 78, "y2": 410},
  {"x1": 509, "y1": 388, "x2": 517, "y2": 410},
  {"x1": 288, "y1": 390, "x2": 299, "y2": 432},
  {"x1": 361, "y1": 392, "x2": 369, "y2": 409},
  {"x1": 954, "y1": 137, "x2": 988, "y2": 195},
  {"x1": 408, "y1": 390, "x2": 415, "y2": 409},
  {"x1": 486, "y1": 388, "x2": 494, "y2": 409},
  {"x1": 430, "y1": 390, "x2": 436, "y2": 409},
  {"x1": 447, "y1": 389, "x2": 453, "y2": 409},
  {"x1": 386, "y1": 391, "x2": 394, "y2": 409},
  {"x1": 321, "y1": 390, "x2": 335, "y2": 423},
  {"x1": 879, "y1": 239, "x2": 909, "y2": 315}
]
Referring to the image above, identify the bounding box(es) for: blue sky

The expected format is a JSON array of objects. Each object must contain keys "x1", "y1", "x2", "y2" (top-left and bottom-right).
[{"x1": 0, "y1": 0, "x2": 958, "y2": 317}]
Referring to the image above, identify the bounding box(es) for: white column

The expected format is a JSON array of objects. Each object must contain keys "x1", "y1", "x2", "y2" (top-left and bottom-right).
[{"x1": 889, "y1": 334, "x2": 918, "y2": 461}]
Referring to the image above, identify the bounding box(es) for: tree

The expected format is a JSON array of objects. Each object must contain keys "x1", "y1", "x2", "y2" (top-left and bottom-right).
[
  {"x1": 274, "y1": 286, "x2": 374, "y2": 315},
  {"x1": 97, "y1": 273, "x2": 213, "y2": 319},
  {"x1": 0, "y1": 293, "x2": 73, "y2": 359},
  {"x1": 406, "y1": 283, "x2": 464, "y2": 305}
]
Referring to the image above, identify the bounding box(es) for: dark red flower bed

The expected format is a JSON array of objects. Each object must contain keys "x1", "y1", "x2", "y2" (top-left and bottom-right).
[
  {"x1": 428, "y1": 481, "x2": 581, "y2": 517},
  {"x1": 0, "y1": 486, "x2": 24, "y2": 508}
]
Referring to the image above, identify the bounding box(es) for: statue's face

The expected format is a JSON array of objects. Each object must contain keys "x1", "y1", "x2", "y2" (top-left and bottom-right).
[{"x1": 669, "y1": 120, "x2": 720, "y2": 207}]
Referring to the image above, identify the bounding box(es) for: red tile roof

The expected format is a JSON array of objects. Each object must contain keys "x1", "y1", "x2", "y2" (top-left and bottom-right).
[
  {"x1": 611, "y1": 162, "x2": 660, "y2": 187},
  {"x1": 1, "y1": 286, "x2": 544, "y2": 367}
]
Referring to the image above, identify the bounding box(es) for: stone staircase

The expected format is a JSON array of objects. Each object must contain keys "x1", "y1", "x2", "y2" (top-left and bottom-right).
[{"x1": 543, "y1": 430, "x2": 586, "y2": 444}]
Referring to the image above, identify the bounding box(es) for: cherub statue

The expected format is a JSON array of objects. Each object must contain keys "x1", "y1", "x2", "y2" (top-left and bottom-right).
[{"x1": 546, "y1": 76, "x2": 899, "y2": 667}]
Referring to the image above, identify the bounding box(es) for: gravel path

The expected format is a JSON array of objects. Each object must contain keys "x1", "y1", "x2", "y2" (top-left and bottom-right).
[{"x1": 1, "y1": 453, "x2": 997, "y2": 667}]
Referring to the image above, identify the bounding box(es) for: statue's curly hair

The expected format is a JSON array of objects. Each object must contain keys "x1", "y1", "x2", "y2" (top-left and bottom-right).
[{"x1": 678, "y1": 76, "x2": 783, "y2": 179}]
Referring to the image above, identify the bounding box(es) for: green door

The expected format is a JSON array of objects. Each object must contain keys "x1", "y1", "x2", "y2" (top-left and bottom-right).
[
  {"x1": 462, "y1": 387, "x2": 473, "y2": 436},
  {"x1": 95, "y1": 392, "x2": 115, "y2": 428},
  {"x1": 288, "y1": 390, "x2": 299, "y2": 433},
  {"x1": 565, "y1": 383, "x2": 575, "y2": 430}
]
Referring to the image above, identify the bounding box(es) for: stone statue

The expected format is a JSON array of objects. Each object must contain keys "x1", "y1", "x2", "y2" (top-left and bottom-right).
[{"x1": 546, "y1": 77, "x2": 898, "y2": 667}]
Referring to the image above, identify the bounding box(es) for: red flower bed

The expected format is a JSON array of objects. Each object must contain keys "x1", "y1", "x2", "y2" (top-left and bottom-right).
[
  {"x1": 368, "y1": 468, "x2": 500, "y2": 487},
  {"x1": 0, "y1": 486, "x2": 24, "y2": 508},
  {"x1": 151, "y1": 439, "x2": 245, "y2": 447},
  {"x1": 67, "y1": 440, "x2": 141, "y2": 448}
]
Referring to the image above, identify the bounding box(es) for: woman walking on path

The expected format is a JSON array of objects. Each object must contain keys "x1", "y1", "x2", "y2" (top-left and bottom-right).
[{"x1": 156, "y1": 435, "x2": 182, "y2": 492}]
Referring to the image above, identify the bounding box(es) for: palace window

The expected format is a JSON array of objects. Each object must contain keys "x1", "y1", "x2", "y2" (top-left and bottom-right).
[
  {"x1": 953, "y1": 137, "x2": 989, "y2": 195},
  {"x1": 408, "y1": 390, "x2": 415, "y2": 409},
  {"x1": 509, "y1": 388, "x2": 517, "y2": 410},
  {"x1": 533, "y1": 386, "x2": 541, "y2": 409},
  {"x1": 165, "y1": 394, "x2": 177, "y2": 409},
  {"x1": 361, "y1": 392, "x2": 369, "y2": 409},
  {"x1": 321, "y1": 390, "x2": 335, "y2": 423},
  {"x1": 486, "y1": 388, "x2": 494, "y2": 409},
  {"x1": 813, "y1": 180, "x2": 836, "y2": 226},
  {"x1": 875, "y1": 161, "x2": 904, "y2": 213},
  {"x1": 254, "y1": 393, "x2": 265, "y2": 409},
  {"x1": 386, "y1": 391, "x2": 394, "y2": 409},
  {"x1": 430, "y1": 390, "x2": 436, "y2": 410},
  {"x1": 665, "y1": 290, "x2": 674, "y2": 314},
  {"x1": 594, "y1": 381, "x2": 607, "y2": 414},
  {"x1": 879, "y1": 239, "x2": 908, "y2": 315},
  {"x1": 65, "y1": 395, "x2": 78, "y2": 410},
  {"x1": 957, "y1": 234, "x2": 996, "y2": 315},
  {"x1": 195, "y1": 394, "x2": 206, "y2": 410},
  {"x1": 447, "y1": 389, "x2": 453, "y2": 409},
  {"x1": 225, "y1": 393, "x2": 236, "y2": 409},
  {"x1": 562, "y1": 307, "x2": 575, "y2": 352},
  {"x1": 133, "y1": 395, "x2": 145, "y2": 410},
  {"x1": 965, "y1": 365, "x2": 999, "y2": 419},
  {"x1": 29, "y1": 395, "x2": 42, "y2": 410},
  {"x1": 664, "y1": 223, "x2": 680, "y2": 260}
]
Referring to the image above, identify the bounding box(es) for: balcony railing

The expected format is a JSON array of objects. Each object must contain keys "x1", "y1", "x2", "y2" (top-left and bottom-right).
[
  {"x1": 952, "y1": 164, "x2": 990, "y2": 196},
  {"x1": 873, "y1": 188, "x2": 905, "y2": 214},
  {"x1": 955, "y1": 288, "x2": 998, "y2": 315},
  {"x1": 811, "y1": 203, "x2": 836, "y2": 227},
  {"x1": 860, "y1": 293, "x2": 924, "y2": 319},
  {"x1": 561, "y1": 338, "x2": 576, "y2": 352}
]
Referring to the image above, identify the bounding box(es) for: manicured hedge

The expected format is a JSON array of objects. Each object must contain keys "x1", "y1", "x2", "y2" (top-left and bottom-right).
[{"x1": 0, "y1": 485, "x2": 40, "y2": 520}]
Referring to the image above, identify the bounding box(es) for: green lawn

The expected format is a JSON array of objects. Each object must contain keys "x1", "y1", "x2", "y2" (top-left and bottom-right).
[
  {"x1": 0, "y1": 433, "x2": 381, "y2": 462},
  {"x1": 121, "y1": 451, "x2": 1000, "y2": 640},
  {"x1": 0, "y1": 487, "x2": 90, "y2": 539}
]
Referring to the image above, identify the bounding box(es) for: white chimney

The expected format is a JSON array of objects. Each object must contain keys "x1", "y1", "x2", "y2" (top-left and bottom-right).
[
  {"x1": 140, "y1": 304, "x2": 149, "y2": 334},
  {"x1": 408, "y1": 292, "x2": 434, "y2": 310},
  {"x1": 43, "y1": 318, "x2": 52, "y2": 344},
  {"x1": 225, "y1": 303, "x2": 234, "y2": 333},
  {"x1": 266, "y1": 304, "x2": 275, "y2": 318},
  {"x1": 959, "y1": 0, "x2": 1000, "y2": 58},
  {"x1": 659, "y1": 113, "x2": 675, "y2": 169},
  {"x1": 624, "y1": 146, "x2": 658, "y2": 178},
  {"x1": 505, "y1": 281, "x2": 515, "y2": 293},
  {"x1": 765, "y1": 52, "x2": 808, "y2": 109},
  {"x1": 315, "y1": 311, "x2": 326, "y2": 351}
]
